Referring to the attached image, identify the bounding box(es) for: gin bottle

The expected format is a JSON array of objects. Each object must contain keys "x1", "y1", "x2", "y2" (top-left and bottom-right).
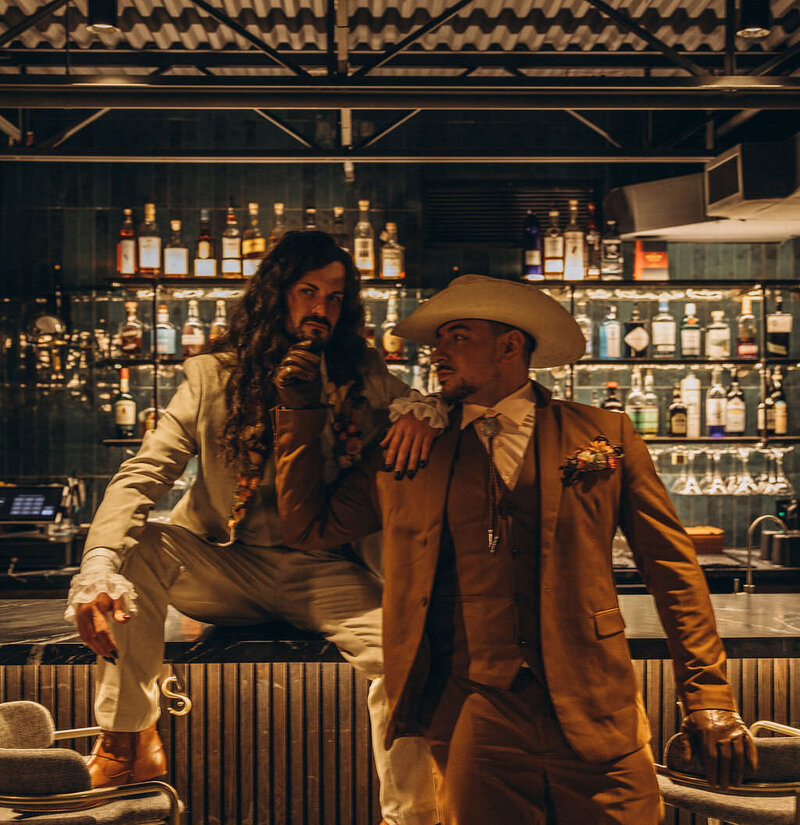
[
  {"x1": 642, "y1": 370, "x2": 659, "y2": 437},
  {"x1": 623, "y1": 302, "x2": 649, "y2": 359},
  {"x1": 598, "y1": 305, "x2": 622, "y2": 360},
  {"x1": 680, "y1": 302, "x2": 702, "y2": 358}
]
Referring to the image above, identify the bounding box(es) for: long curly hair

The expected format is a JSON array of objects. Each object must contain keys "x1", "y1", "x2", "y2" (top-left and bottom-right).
[{"x1": 206, "y1": 230, "x2": 366, "y2": 466}]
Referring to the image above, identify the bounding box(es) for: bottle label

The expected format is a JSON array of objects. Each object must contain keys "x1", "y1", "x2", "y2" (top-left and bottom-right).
[
  {"x1": 355, "y1": 239, "x2": 375, "y2": 272},
  {"x1": 121, "y1": 331, "x2": 142, "y2": 354},
  {"x1": 222, "y1": 238, "x2": 241, "y2": 259},
  {"x1": 651, "y1": 321, "x2": 676, "y2": 348},
  {"x1": 601, "y1": 325, "x2": 621, "y2": 358},
  {"x1": 382, "y1": 328, "x2": 403, "y2": 356},
  {"x1": 381, "y1": 254, "x2": 402, "y2": 280},
  {"x1": 670, "y1": 411, "x2": 687, "y2": 436},
  {"x1": 706, "y1": 398, "x2": 726, "y2": 427},
  {"x1": 767, "y1": 406, "x2": 776, "y2": 430},
  {"x1": 768, "y1": 314, "x2": 793, "y2": 334},
  {"x1": 706, "y1": 331, "x2": 730, "y2": 359},
  {"x1": 775, "y1": 401, "x2": 788, "y2": 435},
  {"x1": 164, "y1": 248, "x2": 188, "y2": 275},
  {"x1": 726, "y1": 401, "x2": 746, "y2": 434},
  {"x1": 197, "y1": 240, "x2": 212, "y2": 260},
  {"x1": 624, "y1": 326, "x2": 649, "y2": 353},
  {"x1": 242, "y1": 258, "x2": 260, "y2": 278},
  {"x1": 737, "y1": 341, "x2": 758, "y2": 358},
  {"x1": 114, "y1": 399, "x2": 136, "y2": 426},
  {"x1": 194, "y1": 258, "x2": 216, "y2": 278},
  {"x1": 524, "y1": 250, "x2": 541, "y2": 267},
  {"x1": 119, "y1": 239, "x2": 136, "y2": 275},
  {"x1": 242, "y1": 238, "x2": 266, "y2": 256},
  {"x1": 767, "y1": 339, "x2": 789, "y2": 357},
  {"x1": 221, "y1": 257, "x2": 242, "y2": 276},
  {"x1": 182, "y1": 330, "x2": 205, "y2": 346},
  {"x1": 627, "y1": 407, "x2": 645, "y2": 432},
  {"x1": 156, "y1": 327, "x2": 176, "y2": 355},
  {"x1": 139, "y1": 237, "x2": 161, "y2": 269},
  {"x1": 681, "y1": 327, "x2": 702, "y2": 355},
  {"x1": 642, "y1": 406, "x2": 659, "y2": 435}
]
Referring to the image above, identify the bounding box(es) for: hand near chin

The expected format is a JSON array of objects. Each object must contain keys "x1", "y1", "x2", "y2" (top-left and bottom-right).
[{"x1": 274, "y1": 340, "x2": 324, "y2": 409}]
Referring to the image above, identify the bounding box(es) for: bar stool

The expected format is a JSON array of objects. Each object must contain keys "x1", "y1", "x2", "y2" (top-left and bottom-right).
[
  {"x1": 656, "y1": 721, "x2": 800, "y2": 825},
  {"x1": 0, "y1": 701, "x2": 183, "y2": 824}
]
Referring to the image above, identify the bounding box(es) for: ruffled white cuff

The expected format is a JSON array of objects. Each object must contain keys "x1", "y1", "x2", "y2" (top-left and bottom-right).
[
  {"x1": 388, "y1": 390, "x2": 451, "y2": 430},
  {"x1": 63, "y1": 553, "x2": 139, "y2": 625}
]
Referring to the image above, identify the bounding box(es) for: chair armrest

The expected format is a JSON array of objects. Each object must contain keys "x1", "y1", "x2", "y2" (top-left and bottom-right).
[{"x1": 0, "y1": 747, "x2": 90, "y2": 795}]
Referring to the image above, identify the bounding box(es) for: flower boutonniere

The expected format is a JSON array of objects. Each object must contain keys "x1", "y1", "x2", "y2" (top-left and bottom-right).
[{"x1": 560, "y1": 435, "x2": 623, "y2": 486}]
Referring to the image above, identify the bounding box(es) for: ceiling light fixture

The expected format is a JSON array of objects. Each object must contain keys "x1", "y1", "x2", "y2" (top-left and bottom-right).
[
  {"x1": 87, "y1": 0, "x2": 120, "y2": 34},
  {"x1": 736, "y1": 0, "x2": 772, "y2": 39}
]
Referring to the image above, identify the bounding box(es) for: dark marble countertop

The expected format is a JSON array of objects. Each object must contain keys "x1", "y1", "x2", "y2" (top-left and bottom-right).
[{"x1": 0, "y1": 594, "x2": 799, "y2": 666}]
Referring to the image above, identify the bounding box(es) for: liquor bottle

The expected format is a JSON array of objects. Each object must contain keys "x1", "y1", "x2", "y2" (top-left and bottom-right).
[
  {"x1": 181, "y1": 298, "x2": 206, "y2": 358},
  {"x1": 706, "y1": 366, "x2": 727, "y2": 438},
  {"x1": 563, "y1": 200, "x2": 585, "y2": 281},
  {"x1": 363, "y1": 304, "x2": 377, "y2": 348},
  {"x1": 113, "y1": 367, "x2": 137, "y2": 438},
  {"x1": 331, "y1": 206, "x2": 350, "y2": 252},
  {"x1": 543, "y1": 210, "x2": 564, "y2": 280},
  {"x1": 137, "y1": 202, "x2": 161, "y2": 276},
  {"x1": 600, "y1": 219, "x2": 623, "y2": 280},
  {"x1": 551, "y1": 380, "x2": 563, "y2": 400},
  {"x1": 667, "y1": 385, "x2": 688, "y2": 437},
  {"x1": 757, "y1": 369, "x2": 775, "y2": 435},
  {"x1": 591, "y1": 389, "x2": 600, "y2": 407},
  {"x1": 598, "y1": 305, "x2": 622, "y2": 360},
  {"x1": 642, "y1": 370, "x2": 659, "y2": 437},
  {"x1": 193, "y1": 208, "x2": 216, "y2": 278},
  {"x1": 573, "y1": 300, "x2": 593, "y2": 358},
  {"x1": 209, "y1": 299, "x2": 228, "y2": 342},
  {"x1": 380, "y1": 222, "x2": 405, "y2": 281},
  {"x1": 651, "y1": 296, "x2": 676, "y2": 357},
  {"x1": 117, "y1": 208, "x2": 137, "y2": 277},
  {"x1": 304, "y1": 208, "x2": 318, "y2": 230},
  {"x1": 163, "y1": 220, "x2": 189, "y2": 277},
  {"x1": 242, "y1": 202, "x2": 266, "y2": 277},
  {"x1": 601, "y1": 381, "x2": 624, "y2": 412},
  {"x1": 380, "y1": 293, "x2": 404, "y2": 361},
  {"x1": 624, "y1": 367, "x2": 646, "y2": 434},
  {"x1": 623, "y1": 302, "x2": 649, "y2": 359},
  {"x1": 411, "y1": 365, "x2": 426, "y2": 393},
  {"x1": 221, "y1": 206, "x2": 242, "y2": 277},
  {"x1": 154, "y1": 303, "x2": 177, "y2": 356},
  {"x1": 268, "y1": 202, "x2": 287, "y2": 252},
  {"x1": 354, "y1": 200, "x2": 376, "y2": 279},
  {"x1": 766, "y1": 291, "x2": 792, "y2": 358},
  {"x1": 119, "y1": 301, "x2": 144, "y2": 357},
  {"x1": 521, "y1": 209, "x2": 543, "y2": 282},
  {"x1": 680, "y1": 371, "x2": 702, "y2": 438},
  {"x1": 736, "y1": 295, "x2": 758, "y2": 360},
  {"x1": 725, "y1": 368, "x2": 746, "y2": 436},
  {"x1": 584, "y1": 203, "x2": 601, "y2": 278},
  {"x1": 680, "y1": 302, "x2": 702, "y2": 358},
  {"x1": 705, "y1": 310, "x2": 731, "y2": 359},
  {"x1": 772, "y1": 365, "x2": 788, "y2": 436}
]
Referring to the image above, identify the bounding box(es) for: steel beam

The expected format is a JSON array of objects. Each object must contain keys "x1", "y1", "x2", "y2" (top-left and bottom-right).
[
  {"x1": 0, "y1": 114, "x2": 21, "y2": 143},
  {"x1": 0, "y1": 0, "x2": 71, "y2": 49},
  {"x1": 564, "y1": 110, "x2": 622, "y2": 149},
  {"x1": 357, "y1": 109, "x2": 421, "y2": 149},
  {"x1": 352, "y1": 0, "x2": 477, "y2": 78},
  {"x1": 581, "y1": 0, "x2": 707, "y2": 77},
  {"x1": 37, "y1": 108, "x2": 110, "y2": 149},
  {"x1": 253, "y1": 110, "x2": 320, "y2": 149},
  {"x1": 715, "y1": 108, "x2": 760, "y2": 138},
  {"x1": 748, "y1": 39, "x2": 800, "y2": 77}
]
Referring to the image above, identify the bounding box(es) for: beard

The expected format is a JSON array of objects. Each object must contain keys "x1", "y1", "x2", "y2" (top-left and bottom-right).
[
  {"x1": 288, "y1": 315, "x2": 332, "y2": 348},
  {"x1": 440, "y1": 377, "x2": 480, "y2": 403}
]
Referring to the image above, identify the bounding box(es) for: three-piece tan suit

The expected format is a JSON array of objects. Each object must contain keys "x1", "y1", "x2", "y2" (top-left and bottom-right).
[{"x1": 274, "y1": 381, "x2": 737, "y2": 824}]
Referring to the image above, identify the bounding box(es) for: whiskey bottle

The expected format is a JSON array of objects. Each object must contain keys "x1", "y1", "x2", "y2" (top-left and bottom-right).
[
  {"x1": 380, "y1": 293, "x2": 404, "y2": 361},
  {"x1": 221, "y1": 206, "x2": 242, "y2": 277},
  {"x1": 600, "y1": 381, "x2": 624, "y2": 412},
  {"x1": 598, "y1": 305, "x2": 622, "y2": 360},
  {"x1": 354, "y1": 200, "x2": 376, "y2": 279},
  {"x1": 163, "y1": 220, "x2": 189, "y2": 277},
  {"x1": 667, "y1": 385, "x2": 688, "y2": 437},
  {"x1": 331, "y1": 206, "x2": 350, "y2": 252},
  {"x1": 680, "y1": 371, "x2": 702, "y2": 438},
  {"x1": 117, "y1": 208, "x2": 137, "y2": 277},
  {"x1": 138, "y1": 202, "x2": 161, "y2": 277},
  {"x1": 268, "y1": 202, "x2": 287, "y2": 252},
  {"x1": 242, "y1": 202, "x2": 266, "y2": 277},
  {"x1": 563, "y1": 199, "x2": 585, "y2": 281},
  {"x1": 766, "y1": 291, "x2": 792, "y2": 358},
  {"x1": 573, "y1": 300, "x2": 593, "y2": 358},
  {"x1": 642, "y1": 370, "x2": 659, "y2": 437},
  {"x1": 706, "y1": 366, "x2": 727, "y2": 438},
  {"x1": 181, "y1": 298, "x2": 206, "y2": 358},
  {"x1": 521, "y1": 209, "x2": 543, "y2": 282},
  {"x1": 680, "y1": 302, "x2": 702, "y2": 358},
  {"x1": 624, "y1": 367, "x2": 646, "y2": 433},
  {"x1": 706, "y1": 310, "x2": 731, "y2": 359},
  {"x1": 209, "y1": 299, "x2": 229, "y2": 342},
  {"x1": 651, "y1": 297, "x2": 676, "y2": 357},
  {"x1": 154, "y1": 303, "x2": 177, "y2": 356},
  {"x1": 736, "y1": 295, "x2": 758, "y2": 360},
  {"x1": 758, "y1": 369, "x2": 776, "y2": 435},
  {"x1": 584, "y1": 203, "x2": 601, "y2": 278},
  {"x1": 380, "y1": 222, "x2": 405, "y2": 281},
  {"x1": 600, "y1": 219, "x2": 623, "y2": 280},
  {"x1": 193, "y1": 208, "x2": 216, "y2": 278},
  {"x1": 304, "y1": 208, "x2": 318, "y2": 230},
  {"x1": 772, "y1": 366, "x2": 788, "y2": 436},
  {"x1": 363, "y1": 304, "x2": 377, "y2": 348},
  {"x1": 113, "y1": 367, "x2": 137, "y2": 438},
  {"x1": 623, "y1": 302, "x2": 649, "y2": 358},
  {"x1": 725, "y1": 368, "x2": 746, "y2": 436},
  {"x1": 543, "y1": 210, "x2": 564, "y2": 280},
  {"x1": 119, "y1": 301, "x2": 144, "y2": 357}
]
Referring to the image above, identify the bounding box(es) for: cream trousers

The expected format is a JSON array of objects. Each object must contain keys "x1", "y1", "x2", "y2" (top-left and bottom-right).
[{"x1": 95, "y1": 522, "x2": 438, "y2": 825}]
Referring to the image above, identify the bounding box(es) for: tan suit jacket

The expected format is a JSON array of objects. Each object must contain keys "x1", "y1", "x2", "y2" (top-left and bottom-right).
[{"x1": 274, "y1": 381, "x2": 736, "y2": 763}]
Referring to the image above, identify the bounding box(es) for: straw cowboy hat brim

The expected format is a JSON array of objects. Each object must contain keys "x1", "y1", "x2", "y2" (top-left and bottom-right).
[{"x1": 393, "y1": 274, "x2": 586, "y2": 369}]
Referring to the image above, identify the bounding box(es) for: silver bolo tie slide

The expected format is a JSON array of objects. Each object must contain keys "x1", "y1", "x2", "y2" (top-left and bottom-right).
[{"x1": 479, "y1": 416, "x2": 501, "y2": 553}]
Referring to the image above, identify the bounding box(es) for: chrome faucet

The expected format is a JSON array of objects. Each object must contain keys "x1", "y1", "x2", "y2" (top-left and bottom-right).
[{"x1": 744, "y1": 514, "x2": 787, "y2": 593}]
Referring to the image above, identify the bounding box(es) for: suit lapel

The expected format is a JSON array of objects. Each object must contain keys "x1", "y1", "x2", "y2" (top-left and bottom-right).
[
  {"x1": 420, "y1": 410, "x2": 461, "y2": 543},
  {"x1": 533, "y1": 384, "x2": 564, "y2": 553}
]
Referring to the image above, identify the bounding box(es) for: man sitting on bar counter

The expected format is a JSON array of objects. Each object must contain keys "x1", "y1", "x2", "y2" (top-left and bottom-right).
[
  {"x1": 65, "y1": 231, "x2": 442, "y2": 825},
  {"x1": 271, "y1": 274, "x2": 757, "y2": 825}
]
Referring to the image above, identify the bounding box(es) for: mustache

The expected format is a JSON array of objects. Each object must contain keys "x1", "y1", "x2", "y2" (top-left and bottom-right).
[{"x1": 300, "y1": 315, "x2": 331, "y2": 330}]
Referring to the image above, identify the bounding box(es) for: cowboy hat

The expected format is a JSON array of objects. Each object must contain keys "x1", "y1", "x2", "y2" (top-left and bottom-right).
[{"x1": 393, "y1": 274, "x2": 586, "y2": 368}]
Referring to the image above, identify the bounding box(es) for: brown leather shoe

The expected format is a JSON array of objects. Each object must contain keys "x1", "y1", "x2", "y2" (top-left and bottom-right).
[{"x1": 87, "y1": 724, "x2": 167, "y2": 788}]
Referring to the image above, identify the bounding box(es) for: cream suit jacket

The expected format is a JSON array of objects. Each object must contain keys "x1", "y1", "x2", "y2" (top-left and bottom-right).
[{"x1": 273, "y1": 381, "x2": 737, "y2": 764}]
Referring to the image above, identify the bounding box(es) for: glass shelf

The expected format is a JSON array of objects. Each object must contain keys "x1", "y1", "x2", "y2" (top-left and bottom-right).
[
  {"x1": 572, "y1": 358, "x2": 797, "y2": 368},
  {"x1": 101, "y1": 438, "x2": 143, "y2": 448}
]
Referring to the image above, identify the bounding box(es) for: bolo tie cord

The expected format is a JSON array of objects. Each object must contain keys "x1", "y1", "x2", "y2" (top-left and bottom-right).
[{"x1": 479, "y1": 415, "x2": 501, "y2": 554}]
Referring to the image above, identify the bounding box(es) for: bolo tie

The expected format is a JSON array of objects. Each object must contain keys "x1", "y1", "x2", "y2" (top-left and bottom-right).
[{"x1": 479, "y1": 413, "x2": 501, "y2": 554}]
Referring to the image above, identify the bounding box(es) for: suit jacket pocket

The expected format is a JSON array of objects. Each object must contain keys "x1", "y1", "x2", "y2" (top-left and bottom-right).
[{"x1": 594, "y1": 606, "x2": 625, "y2": 638}]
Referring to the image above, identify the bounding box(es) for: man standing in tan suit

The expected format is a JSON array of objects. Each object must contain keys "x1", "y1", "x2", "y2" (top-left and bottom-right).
[{"x1": 272, "y1": 274, "x2": 756, "y2": 824}]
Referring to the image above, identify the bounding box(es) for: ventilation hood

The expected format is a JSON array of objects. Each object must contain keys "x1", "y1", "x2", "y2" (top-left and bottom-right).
[{"x1": 603, "y1": 133, "x2": 800, "y2": 242}]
